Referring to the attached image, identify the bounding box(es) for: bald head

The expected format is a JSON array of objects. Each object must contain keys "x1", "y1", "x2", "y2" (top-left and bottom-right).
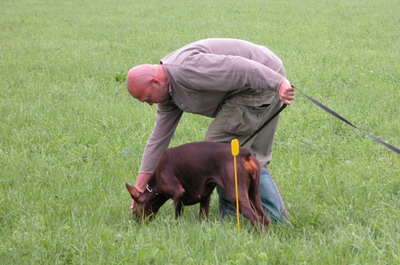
[
  {"x1": 126, "y1": 64, "x2": 170, "y2": 105},
  {"x1": 126, "y1": 64, "x2": 157, "y2": 98}
]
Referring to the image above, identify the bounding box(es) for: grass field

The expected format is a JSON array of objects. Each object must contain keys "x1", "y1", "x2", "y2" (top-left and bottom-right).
[{"x1": 1, "y1": 0, "x2": 399, "y2": 264}]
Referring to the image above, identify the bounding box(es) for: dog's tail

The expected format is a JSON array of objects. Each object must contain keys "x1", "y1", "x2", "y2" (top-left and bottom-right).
[{"x1": 241, "y1": 155, "x2": 259, "y2": 180}]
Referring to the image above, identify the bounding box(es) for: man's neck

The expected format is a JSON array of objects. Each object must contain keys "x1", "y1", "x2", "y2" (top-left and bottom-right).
[{"x1": 155, "y1": 64, "x2": 168, "y2": 85}]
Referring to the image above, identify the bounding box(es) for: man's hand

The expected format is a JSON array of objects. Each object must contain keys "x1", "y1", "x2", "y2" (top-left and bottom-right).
[
  {"x1": 130, "y1": 173, "x2": 152, "y2": 213},
  {"x1": 278, "y1": 79, "x2": 295, "y2": 105}
]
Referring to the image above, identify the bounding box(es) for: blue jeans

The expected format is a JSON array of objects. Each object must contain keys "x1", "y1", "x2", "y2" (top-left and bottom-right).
[{"x1": 217, "y1": 168, "x2": 291, "y2": 225}]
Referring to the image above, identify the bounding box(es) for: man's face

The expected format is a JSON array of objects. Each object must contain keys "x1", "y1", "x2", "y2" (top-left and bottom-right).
[{"x1": 139, "y1": 84, "x2": 170, "y2": 106}]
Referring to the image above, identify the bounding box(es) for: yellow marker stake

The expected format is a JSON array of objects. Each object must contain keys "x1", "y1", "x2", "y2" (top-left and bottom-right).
[{"x1": 231, "y1": 138, "x2": 240, "y2": 231}]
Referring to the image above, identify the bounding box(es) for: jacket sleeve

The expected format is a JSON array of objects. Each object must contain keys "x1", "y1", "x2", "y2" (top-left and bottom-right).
[
  {"x1": 139, "y1": 102, "x2": 183, "y2": 174},
  {"x1": 180, "y1": 53, "x2": 286, "y2": 93}
]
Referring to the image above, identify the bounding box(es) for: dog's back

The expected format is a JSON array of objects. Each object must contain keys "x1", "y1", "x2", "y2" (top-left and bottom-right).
[{"x1": 156, "y1": 141, "x2": 254, "y2": 190}]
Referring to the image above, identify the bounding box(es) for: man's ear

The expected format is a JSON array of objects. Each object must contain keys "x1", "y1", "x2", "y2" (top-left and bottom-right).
[
  {"x1": 125, "y1": 183, "x2": 142, "y2": 200},
  {"x1": 149, "y1": 76, "x2": 161, "y2": 87}
]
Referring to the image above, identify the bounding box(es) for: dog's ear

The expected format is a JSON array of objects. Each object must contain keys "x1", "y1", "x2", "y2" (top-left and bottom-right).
[{"x1": 125, "y1": 183, "x2": 142, "y2": 200}]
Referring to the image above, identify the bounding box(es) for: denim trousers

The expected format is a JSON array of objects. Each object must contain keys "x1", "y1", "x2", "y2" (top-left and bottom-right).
[{"x1": 217, "y1": 168, "x2": 291, "y2": 225}]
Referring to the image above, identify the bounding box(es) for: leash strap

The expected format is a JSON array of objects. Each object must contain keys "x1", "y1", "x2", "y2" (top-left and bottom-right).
[
  {"x1": 241, "y1": 103, "x2": 287, "y2": 147},
  {"x1": 293, "y1": 86, "x2": 400, "y2": 155}
]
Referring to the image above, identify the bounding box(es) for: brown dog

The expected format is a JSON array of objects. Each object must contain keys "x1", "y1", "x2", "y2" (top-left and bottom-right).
[{"x1": 126, "y1": 141, "x2": 270, "y2": 228}]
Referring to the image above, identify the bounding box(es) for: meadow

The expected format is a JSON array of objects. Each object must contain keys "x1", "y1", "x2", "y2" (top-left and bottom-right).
[{"x1": 1, "y1": 0, "x2": 399, "y2": 264}]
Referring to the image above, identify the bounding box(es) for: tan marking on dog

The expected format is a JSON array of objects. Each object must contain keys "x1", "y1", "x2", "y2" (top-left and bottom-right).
[{"x1": 242, "y1": 155, "x2": 258, "y2": 177}]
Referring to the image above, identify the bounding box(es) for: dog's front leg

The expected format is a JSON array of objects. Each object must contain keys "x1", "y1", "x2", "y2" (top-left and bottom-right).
[
  {"x1": 174, "y1": 199, "x2": 184, "y2": 218},
  {"x1": 199, "y1": 195, "x2": 211, "y2": 220},
  {"x1": 172, "y1": 185, "x2": 186, "y2": 219}
]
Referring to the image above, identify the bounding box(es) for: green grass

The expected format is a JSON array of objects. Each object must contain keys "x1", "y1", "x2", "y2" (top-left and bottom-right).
[{"x1": 1, "y1": 0, "x2": 400, "y2": 264}]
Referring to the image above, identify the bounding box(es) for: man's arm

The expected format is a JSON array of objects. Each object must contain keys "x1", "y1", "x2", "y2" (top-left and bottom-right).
[
  {"x1": 134, "y1": 173, "x2": 152, "y2": 193},
  {"x1": 134, "y1": 102, "x2": 183, "y2": 189},
  {"x1": 182, "y1": 53, "x2": 286, "y2": 93}
]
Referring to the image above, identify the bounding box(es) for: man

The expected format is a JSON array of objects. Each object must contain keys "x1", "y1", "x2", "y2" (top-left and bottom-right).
[{"x1": 126, "y1": 38, "x2": 294, "y2": 224}]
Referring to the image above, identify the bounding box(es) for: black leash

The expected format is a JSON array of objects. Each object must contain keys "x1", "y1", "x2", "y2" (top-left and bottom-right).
[
  {"x1": 240, "y1": 85, "x2": 400, "y2": 155},
  {"x1": 293, "y1": 86, "x2": 400, "y2": 155},
  {"x1": 241, "y1": 103, "x2": 287, "y2": 146}
]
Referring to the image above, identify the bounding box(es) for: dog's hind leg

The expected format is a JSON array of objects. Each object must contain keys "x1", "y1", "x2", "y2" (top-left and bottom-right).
[
  {"x1": 247, "y1": 172, "x2": 270, "y2": 226},
  {"x1": 218, "y1": 162, "x2": 264, "y2": 228},
  {"x1": 237, "y1": 194, "x2": 261, "y2": 227},
  {"x1": 250, "y1": 192, "x2": 270, "y2": 227},
  {"x1": 241, "y1": 155, "x2": 270, "y2": 227}
]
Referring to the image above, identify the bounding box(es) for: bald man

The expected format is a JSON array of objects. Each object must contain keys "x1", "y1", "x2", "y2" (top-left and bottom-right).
[{"x1": 126, "y1": 38, "x2": 294, "y2": 224}]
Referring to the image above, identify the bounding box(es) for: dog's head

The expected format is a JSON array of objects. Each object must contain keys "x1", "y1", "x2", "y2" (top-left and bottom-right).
[{"x1": 125, "y1": 183, "x2": 167, "y2": 219}]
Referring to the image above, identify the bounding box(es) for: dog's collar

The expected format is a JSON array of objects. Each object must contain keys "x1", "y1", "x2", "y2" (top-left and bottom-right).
[{"x1": 146, "y1": 185, "x2": 159, "y2": 196}]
